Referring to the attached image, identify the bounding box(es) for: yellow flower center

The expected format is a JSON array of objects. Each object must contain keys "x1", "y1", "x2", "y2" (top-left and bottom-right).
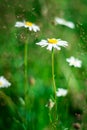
[
  {"x1": 48, "y1": 38, "x2": 58, "y2": 44},
  {"x1": 25, "y1": 22, "x2": 33, "y2": 26},
  {"x1": 0, "y1": 81, "x2": 3, "y2": 86}
]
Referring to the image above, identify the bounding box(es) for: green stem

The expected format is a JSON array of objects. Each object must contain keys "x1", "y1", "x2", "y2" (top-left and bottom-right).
[
  {"x1": 48, "y1": 111, "x2": 52, "y2": 123},
  {"x1": 52, "y1": 49, "x2": 56, "y2": 98},
  {"x1": 52, "y1": 48, "x2": 58, "y2": 122},
  {"x1": 24, "y1": 41, "x2": 28, "y2": 97}
]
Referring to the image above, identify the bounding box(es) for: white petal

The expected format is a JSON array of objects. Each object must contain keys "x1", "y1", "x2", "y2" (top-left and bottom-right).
[
  {"x1": 55, "y1": 17, "x2": 66, "y2": 25},
  {"x1": 65, "y1": 22, "x2": 75, "y2": 29},
  {"x1": 33, "y1": 25, "x2": 40, "y2": 32},
  {"x1": 28, "y1": 26, "x2": 32, "y2": 31},
  {"x1": 46, "y1": 45, "x2": 53, "y2": 51},
  {"x1": 36, "y1": 40, "x2": 48, "y2": 47},
  {"x1": 15, "y1": 22, "x2": 24, "y2": 27},
  {"x1": 53, "y1": 45, "x2": 61, "y2": 50},
  {"x1": 58, "y1": 40, "x2": 68, "y2": 47}
]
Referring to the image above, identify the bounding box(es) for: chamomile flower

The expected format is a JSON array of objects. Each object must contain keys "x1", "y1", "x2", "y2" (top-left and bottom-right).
[
  {"x1": 56, "y1": 88, "x2": 68, "y2": 97},
  {"x1": 54, "y1": 17, "x2": 75, "y2": 29},
  {"x1": 36, "y1": 38, "x2": 68, "y2": 51},
  {"x1": 45, "y1": 99, "x2": 55, "y2": 110},
  {"x1": 66, "y1": 56, "x2": 82, "y2": 68},
  {"x1": 0, "y1": 76, "x2": 11, "y2": 88},
  {"x1": 15, "y1": 21, "x2": 40, "y2": 32}
]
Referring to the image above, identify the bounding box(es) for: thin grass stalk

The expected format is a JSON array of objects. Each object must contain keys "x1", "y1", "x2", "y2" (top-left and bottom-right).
[{"x1": 24, "y1": 39, "x2": 28, "y2": 129}]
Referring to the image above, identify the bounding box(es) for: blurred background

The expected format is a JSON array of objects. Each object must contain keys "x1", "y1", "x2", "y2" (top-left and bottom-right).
[{"x1": 0, "y1": 0, "x2": 87, "y2": 129}]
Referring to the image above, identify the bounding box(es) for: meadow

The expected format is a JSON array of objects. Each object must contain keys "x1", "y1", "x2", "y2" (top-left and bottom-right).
[{"x1": 0, "y1": 0, "x2": 87, "y2": 130}]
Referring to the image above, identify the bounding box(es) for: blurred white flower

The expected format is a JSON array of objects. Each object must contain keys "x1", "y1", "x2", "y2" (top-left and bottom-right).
[
  {"x1": 45, "y1": 99, "x2": 55, "y2": 110},
  {"x1": 56, "y1": 88, "x2": 68, "y2": 97},
  {"x1": 15, "y1": 21, "x2": 40, "y2": 32},
  {"x1": 66, "y1": 56, "x2": 82, "y2": 68},
  {"x1": 0, "y1": 76, "x2": 11, "y2": 88},
  {"x1": 36, "y1": 38, "x2": 68, "y2": 51},
  {"x1": 54, "y1": 17, "x2": 75, "y2": 29}
]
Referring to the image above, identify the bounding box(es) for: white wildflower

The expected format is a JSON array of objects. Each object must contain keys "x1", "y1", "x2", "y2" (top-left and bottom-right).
[
  {"x1": 66, "y1": 56, "x2": 82, "y2": 68},
  {"x1": 56, "y1": 88, "x2": 68, "y2": 97},
  {"x1": 36, "y1": 38, "x2": 68, "y2": 51},
  {"x1": 15, "y1": 21, "x2": 40, "y2": 32},
  {"x1": 0, "y1": 76, "x2": 11, "y2": 88},
  {"x1": 55, "y1": 17, "x2": 75, "y2": 29}
]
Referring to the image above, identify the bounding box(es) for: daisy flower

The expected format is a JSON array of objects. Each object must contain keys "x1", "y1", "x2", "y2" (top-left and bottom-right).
[
  {"x1": 54, "y1": 17, "x2": 75, "y2": 29},
  {"x1": 45, "y1": 99, "x2": 55, "y2": 110},
  {"x1": 15, "y1": 21, "x2": 40, "y2": 32},
  {"x1": 0, "y1": 76, "x2": 11, "y2": 88},
  {"x1": 36, "y1": 38, "x2": 68, "y2": 51},
  {"x1": 66, "y1": 56, "x2": 82, "y2": 68},
  {"x1": 56, "y1": 88, "x2": 68, "y2": 97}
]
